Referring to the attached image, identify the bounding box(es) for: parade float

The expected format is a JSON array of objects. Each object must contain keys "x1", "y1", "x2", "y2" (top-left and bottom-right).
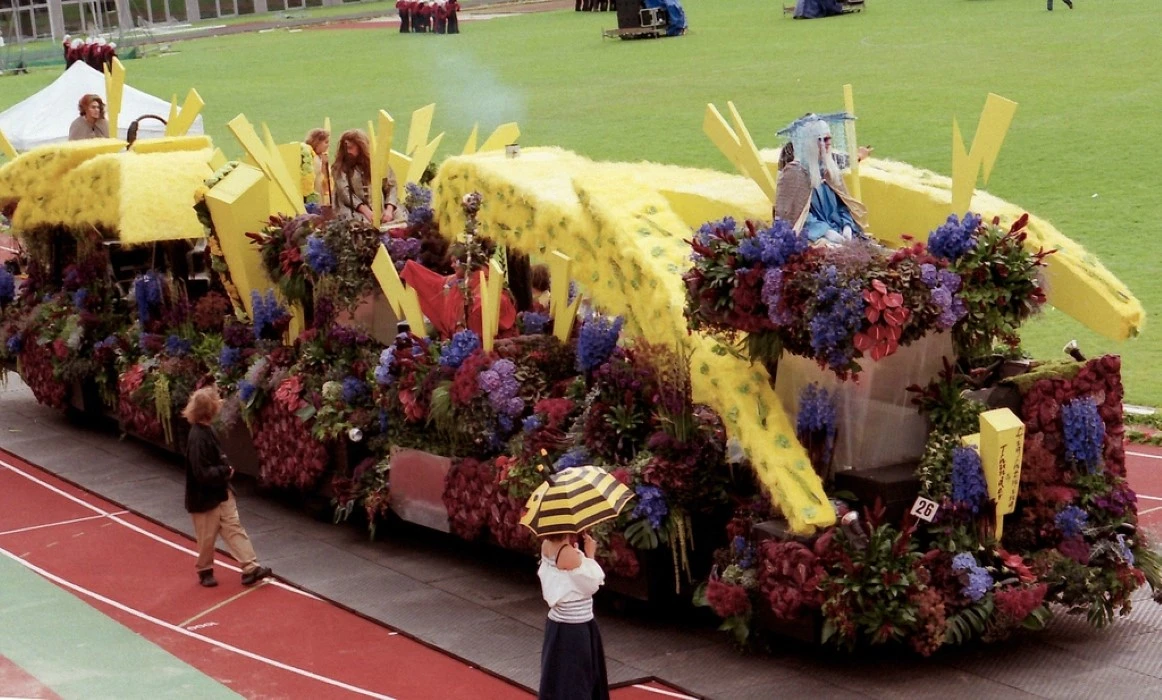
[{"x1": 0, "y1": 63, "x2": 1157, "y2": 653}]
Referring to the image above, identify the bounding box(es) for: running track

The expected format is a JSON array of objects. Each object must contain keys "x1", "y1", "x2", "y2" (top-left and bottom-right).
[{"x1": 0, "y1": 449, "x2": 694, "y2": 700}]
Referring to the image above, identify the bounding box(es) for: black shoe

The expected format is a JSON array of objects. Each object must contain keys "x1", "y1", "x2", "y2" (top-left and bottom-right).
[
  {"x1": 198, "y1": 571, "x2": 219, "y2": 588},
  {"x1": 241, "y1": 566, "x2": 272, "y2": 586},
  {"x1": 1063, "y1": 0, "x2": 1073, "y2": 7}
]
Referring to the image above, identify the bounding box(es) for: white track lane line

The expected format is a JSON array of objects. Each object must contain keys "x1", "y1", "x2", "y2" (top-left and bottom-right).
[
  {"x1": 0, "y1": 511, "x2": 129, "y2": 537},
  {"x1": 0, "y1": 547, "x2": 395, "y2": 700},
  {"x1": 0, "y1": 458, "x2": 318, "y2": 600},
  {"x1": 629, "y1": 684, "x2": 699, "y2": 699},
  {"x1": 1128, "y1": 450, "x2": 1162, "y2": 462}
]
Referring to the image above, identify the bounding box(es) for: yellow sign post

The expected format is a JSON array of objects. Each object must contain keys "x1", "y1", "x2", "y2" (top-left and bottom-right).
[{"x1": 977, "y1": 408, "x2": 1025, "y2": 539}]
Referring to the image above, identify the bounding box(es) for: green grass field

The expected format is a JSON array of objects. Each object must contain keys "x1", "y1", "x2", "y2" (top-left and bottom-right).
[{"x1": 2, "y1": 0, "x2": 1160, "y2": 403}]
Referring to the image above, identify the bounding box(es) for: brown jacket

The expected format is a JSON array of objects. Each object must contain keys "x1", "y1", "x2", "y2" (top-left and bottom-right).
[{"x1": 773, "y1": 162, "x2": 868, "y2": 232}]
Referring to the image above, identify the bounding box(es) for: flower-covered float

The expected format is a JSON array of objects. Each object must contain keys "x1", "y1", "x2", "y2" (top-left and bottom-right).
[{"x1": 0, "y1": 80, "x2": 1156, "y2": 656}]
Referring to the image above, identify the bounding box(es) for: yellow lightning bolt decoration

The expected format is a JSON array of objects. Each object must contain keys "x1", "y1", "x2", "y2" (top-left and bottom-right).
[
  {"x1": 103, "y1": 58, "x2": 125, "y2": 137},
  {"x1": 702, "y1": 102, "x2": 776, "y2": 203},
  {"x1": 548, "y1": 251, "x2": 581, "y2": 342},
  {"x1": 951, "y1": 93, "x2": 1017, "y2": 214},
  {"x1": 843, "y1": 84, "x2": 862, "y2": 201},
  {"x1": 0, "y1": 128, "x2": 16, "y2": 160},
  {"x1": 478, "y1": 123, "x2": 521, "y2": 153},
  {"x1": 372, "y1": 246, "x2": 426, "y2": 332},
  {"x1": 165, "y1": 89, "x2": 205, "y2": 137},
  {"x1": 462, "y1": 124, "x2": 479, "y2": 155},
  {"x1": 370, "y1": 110, "x2": 396, "y2": 228},
  {"x1": 407, "y1": 104, "x2": 436, "y2": 155}
]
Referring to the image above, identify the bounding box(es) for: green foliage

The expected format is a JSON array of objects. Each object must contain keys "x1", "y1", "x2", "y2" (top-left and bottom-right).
[{"x1": 944, "y1": 599, "x2": 995, "y2": 646}]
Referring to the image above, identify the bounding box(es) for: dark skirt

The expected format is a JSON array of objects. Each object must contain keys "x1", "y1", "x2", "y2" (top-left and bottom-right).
[{"x1": 539, "y1": 618, "x2": 610, "y2": 700}]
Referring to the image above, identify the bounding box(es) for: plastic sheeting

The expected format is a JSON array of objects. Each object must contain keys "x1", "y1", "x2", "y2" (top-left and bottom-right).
[
  {"x1": 643, "y1": 0, "x2": 687, "y2": 35},
  {"x1": 0, "y1": 62, "x2": 205, "y2": 153},
  {"x1": 774, "y1": 331, "x2": 955, "y2": 474}
]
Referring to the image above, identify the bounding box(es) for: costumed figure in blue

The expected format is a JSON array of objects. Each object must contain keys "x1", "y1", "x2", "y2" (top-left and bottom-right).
[{"x1": 773, "y1": 113, "x2": 869, "y2": 245}]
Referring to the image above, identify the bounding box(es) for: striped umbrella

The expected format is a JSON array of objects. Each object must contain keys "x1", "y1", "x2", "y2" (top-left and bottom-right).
[{"x1": 520, "y1": 466, "x2": 634, "y2": 536}]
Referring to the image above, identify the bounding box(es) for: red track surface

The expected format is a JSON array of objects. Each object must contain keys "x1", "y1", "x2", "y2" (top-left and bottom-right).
[
  {"x1": 0, "y1": 451, "x2": 691, "y2": 700},
  {"x1": 1127, "y1": 444, "x2": 1162, "y2": 535}
]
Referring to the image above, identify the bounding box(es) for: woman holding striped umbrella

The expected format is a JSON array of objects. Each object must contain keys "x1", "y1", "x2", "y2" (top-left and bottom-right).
[{"x1": 522, "y1": 466, "x2": 633, "y2": 700}]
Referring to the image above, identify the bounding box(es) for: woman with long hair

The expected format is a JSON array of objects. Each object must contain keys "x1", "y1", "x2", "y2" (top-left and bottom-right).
[
  {"x1": 304, "y1": 127, "x2": 332, "y2": 207},
  {"x1": 69, "y1": 94, "x2": 109, "y2": 141},
  {"x1": 332, "y1": 129, "x2": 401, "y2": 225}
]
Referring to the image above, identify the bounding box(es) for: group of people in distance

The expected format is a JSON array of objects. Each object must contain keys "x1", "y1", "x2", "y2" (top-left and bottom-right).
[
  {"x1": 396, "y1": 0, "x2": 461, "y2": 33},
  {"x1": 303, "y1": 127, "x2": 404, "y2": 226}
]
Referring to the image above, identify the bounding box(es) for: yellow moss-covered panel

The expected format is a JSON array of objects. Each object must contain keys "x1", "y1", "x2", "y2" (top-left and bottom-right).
[
  {"x1": 434, "y1": 148, "x2": 835, "y2": 533},
  {"x1": 130, "y1": 135, "x2": 214, "y2": 154},
  {"x1": 119, "y1": 149, "x2": 214, "y2": 244},
  {"x1": 0, "y1": 139, "x2": 125, "y2": 207}
]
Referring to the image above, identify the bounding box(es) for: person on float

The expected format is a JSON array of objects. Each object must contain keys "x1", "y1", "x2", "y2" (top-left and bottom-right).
[
  {"x1": 183, "y1": 386, "x2": 272, "y2": 589},
  {"x1": 772, "y1": 114, "x2": 869, "y2": 245},
  {"x1": 68, "y1": 94, "x2": 110, "y2": 141},
  {"x1": 331, "y1": 129, "x2": 404, "y2": 225},
  {"x1": 303, "y1": 127, "x2": 332, "y2": 207},
  {"x1": 537, "y1": 530, "x2": 610, "y2": 700}
]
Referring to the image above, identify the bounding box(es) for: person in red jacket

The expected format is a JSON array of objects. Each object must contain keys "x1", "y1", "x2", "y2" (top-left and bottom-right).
[{"x1": 400, "y1": 258, "x2": 517, "y2": 338}]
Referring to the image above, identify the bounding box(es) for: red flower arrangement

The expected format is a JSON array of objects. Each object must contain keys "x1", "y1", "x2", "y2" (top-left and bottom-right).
[
  {"x1": 706, "y1": 577, "x2": 752, "y2": 619},
  {"x1": 758, "y1": 537, "x2": 827, "y2": 621},
  {"x1": 19, "y1": 342, "x2": 67, "y2": 410},
  {"x1": 252, "y1": 398, "x2": 329, "y2": 490},
  {"x1": 118, "y1": 364, "x2": 164, "y2": 442}
]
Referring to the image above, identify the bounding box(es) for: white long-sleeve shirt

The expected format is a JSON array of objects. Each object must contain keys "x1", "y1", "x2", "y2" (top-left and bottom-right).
[{"x1": 537, "y1": 552, "x2": 605, "y2": 623}]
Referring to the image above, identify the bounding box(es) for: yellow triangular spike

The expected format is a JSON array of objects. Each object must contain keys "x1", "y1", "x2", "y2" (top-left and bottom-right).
[
  {"x1": 166, "y1": 88, "x2": 204, "y2": 137},
  {"x1": 388, "y1": 150, "x2": 412, "y2": 188},
  {"x1": 703, "y1": 103, "x2": 749, "y2": 178},
  {"x1": 842, "y1": 84, "x2": 862, "y2": 201},
  {"x1": 726, "y1": 102, "x2": 776, "y2": 203},
  {"x1": 166, "y1": 95, "x2": 180, "y2": 135},
  {"x1": 228, "y1": 115, "x2": 305, "y2": 216},
  {"x1": 406, "y1": 133, "x2": 443, "y2": 185},
  {"x1": 406, "y1": 103, "x2": 435, "y2": 156},
  {"x1": 370, "y1": 110, "x2": 395, "y2": 227},
  {"x1": 478, "y1": 123, "x2": 520, "y2": 153},
  {"x1": 0, "y1": 128, "x2": 17, "y2": 160},
  {"x1": 323, "y1": 116, "x2": 332, "y2": 134},
  {"x1": 104, "y1": 57, "x2": 125, "y2": 137},
  {"x1": 462, "y1": 124, "x2": 479, "y2": 155},
  {"x1": 951, "y1": 93, "x2": 1017, "y2": 214}
]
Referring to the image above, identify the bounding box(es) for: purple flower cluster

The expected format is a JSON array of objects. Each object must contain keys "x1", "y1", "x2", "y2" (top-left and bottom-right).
[
  {"x1": 478, "y1": 358, "x2": 524, "y2": 417},
  {"x1": 387, "y1": 236, "x2": 423, "y2": 270},
  {"x1": 6, "y1": 332, "x2": 23, "y2": 354},
  {"x1": 632, "y1": 484, "x2": 669, "y2": 529},
  {"x1": 239, "y1": 380, "x2": 257, "y2": 403},
  {"x1": 305, "y1": 235, "x2": 337, "y2": 275},
  {"x1": 575, "y1": 314, "x2": 624, "y2": 373},
  {"x1": 796, "y1": 383, "x2": 837, "y2": 455},
  {"x1": 927, "y1": 212, "x2": 982, "y2": 261},
  {"x1": 0, "y1": 268, "x2": 15, "y2": 305},
  {"x1": 951, "y1": 553, "x2": 993, "y2": 601},
  {"x1": 520, "y1": 311, "x2": 550, "y2": 335},
  {"x1": 94, "y1": 335, "x2": 118, "y2": 353},
  {"x1": 405, "y1": 183, "x2": 434, "y2": 227},
  {"x1": 1061, "y1": 396, "x2": 1104, "y2": 471},
  {"x1": 554, "y1": 446, "x2": 590, "y2": 471},
  {"x1": 1116, "y1": 534, "x2": 1135, "y2": 566},
  {"x1": 72, "y1": 288, "x2": 89, "y2": 310},
  {"x1": 920, "y1": 263, "x2": 967, "y2": 329},
  {"x1": 375, "y1": 347, "x2": 398, "y2": 386},
  {"x1": 219, "y1": 346, "x2": 241, "y2": 371},
  {"x1": 731, "y1": 535, "x2": 755, "y2": 569},
  {"x1": 808, "y1": 265, "x2": 865, "y2": 370},
  {"x1": 761, "y1": 268, "x2": 790, "y2": 325},
  {"x1": 737, "y1": 219, "x2": 809, "y2": 267},
  {"x1": 1055, "y1": 505, "x2": 1088, "y2": 538},
  {"x1": 251, "y1": 290, "x2": 290, "y2": 341},
  {"x1": 1094, "y1": 483, "x2": 1136, "y2": 518},
  {"x1": 341, "y1": 376, "x2": 368, "y2": 404},
  {"x1": 165, "y1": 335, "x2": 192, "y2": 356},
  {"x1": 133, "y1": 272, "x2": 163, "y2": 324},
  {"x1": 439, "y1": 330, "x2": 480, "y2": 369},
  {"x1": 951, "y1": 446, "x2": 987, "y2": 513},
  {"x1": 522, "y1": 414, "x2": 543, "y2": 433},
  {"x1": 692, "y1": 216, "x2": 737, "y2": 251}
]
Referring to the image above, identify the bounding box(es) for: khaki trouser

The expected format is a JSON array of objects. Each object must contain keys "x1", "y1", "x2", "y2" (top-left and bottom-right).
[{"x1": 191, "y1": 493, "x2": 259, "y2": 573}]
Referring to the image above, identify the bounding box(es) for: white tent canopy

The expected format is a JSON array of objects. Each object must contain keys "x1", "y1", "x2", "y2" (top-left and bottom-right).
[{"x1": 0, "y1": 62, "x2": 205, "y2": 152}]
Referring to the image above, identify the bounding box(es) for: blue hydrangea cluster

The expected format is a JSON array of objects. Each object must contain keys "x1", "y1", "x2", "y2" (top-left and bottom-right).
[
  {"x1": 439, "y1": 330, "x2": 481, "y2": 369},
  {"x1": 692, "y1": 216, "x2": 737, "y2": 250},
  {"x1": 1116, "y1": 534, "x2": 1135, "y2": 566},
  {"x1": 133, "y1": 272, "x2": 163, "y2": 324},
  {"x1": 1055, "y1": 505, "x2": 1088, "y2": 538},
  {"x1": 387, "y1": 237, "x2": 423, "y2": 270},
  {"x1": 927, "y1": 212, "x2": 982, "y2": 261},
  {"x1": 219, "y1": 346, "x2": 241, "y2": 371},
  {"x1": 575, "y1": 314, "x2": 624, "y2": 373},
  {"x1": 951, "y1": 446, "x2": 988, "y2": 513},
  {"x1": 375, "y1": 347, "x2": 398, "y2": 386},
  {"x1": 165, "y1": 335, "x2": 192, "y2": 356},
  {"x1": 796, "y1": 383, "x2": 837, "y2": 455},
  {"x1": 737, "y1": 219, "x2": 809, "y2": 267},
  {"x1": 378, "y1": 408, "x2": 389, "y2": 434},
  {"x1": 520, "y1": 311, "x2": 551, "y2": 335},
  {"x1": 250, "y1": 290, "x2": 290, "y2": 341},
  {"x1": 72, "y1": 288, "x2": 89, "y2": 310},
  {"x1": 0, "y1": 268, "x2": 15, "y2": 305},
  {"x1": 93, "y1": 335, "x2": 118, "y2": 353},
  {"x1": 478, "y1": 358, "x2": 524, "y2": 417},
  {"x1": 341, "y1": 376, "x2": 368, "y2": 404},
  {"x1": 6, "y1": 332, "x2": 23, "y2": 354},
  {"x1": 761, "y1": 268, "x2": 790, "y2": 326},
  {"x1": 632, "y1": 484, "x2": 669, "y2": 530},
  {"x1": 920, "y1": 263, "x2": 967, "y2": 329},
  {"x1": 554, "y1": 446, "x2": 590, "y2": 471},
  {"x1": 405, "y1": 183, "x2": 434, "y2": 227},
  {"x1": 239, "y1": 380, "x2": 257, "y2": 403},
  {"x1": 731, "y1": 535, "x2": 755, "y2": 569},
  {"x1": 305, "y1": 202, "x2": 321, "y2": 215},
  {"x1": 951, "y1": 553, "x2": 993, "y2": 601},
  {"x1": 807, "y1": 265, "x2": 865, "y2": 371},
  {"x1": 305, "y1": 235, "x2": 337, "y2": 275},
  {"x1": 1061, "y1": 396, "x2": 1104, "y2": 472},
  {"x1": 522, "y1": 414, "x2": 543, "y2": 433}
]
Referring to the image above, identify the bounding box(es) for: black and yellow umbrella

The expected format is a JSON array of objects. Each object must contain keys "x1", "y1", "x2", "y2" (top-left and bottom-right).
[{"x1": 520, "y1": 466, "x2": 634, "y2": 537}]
